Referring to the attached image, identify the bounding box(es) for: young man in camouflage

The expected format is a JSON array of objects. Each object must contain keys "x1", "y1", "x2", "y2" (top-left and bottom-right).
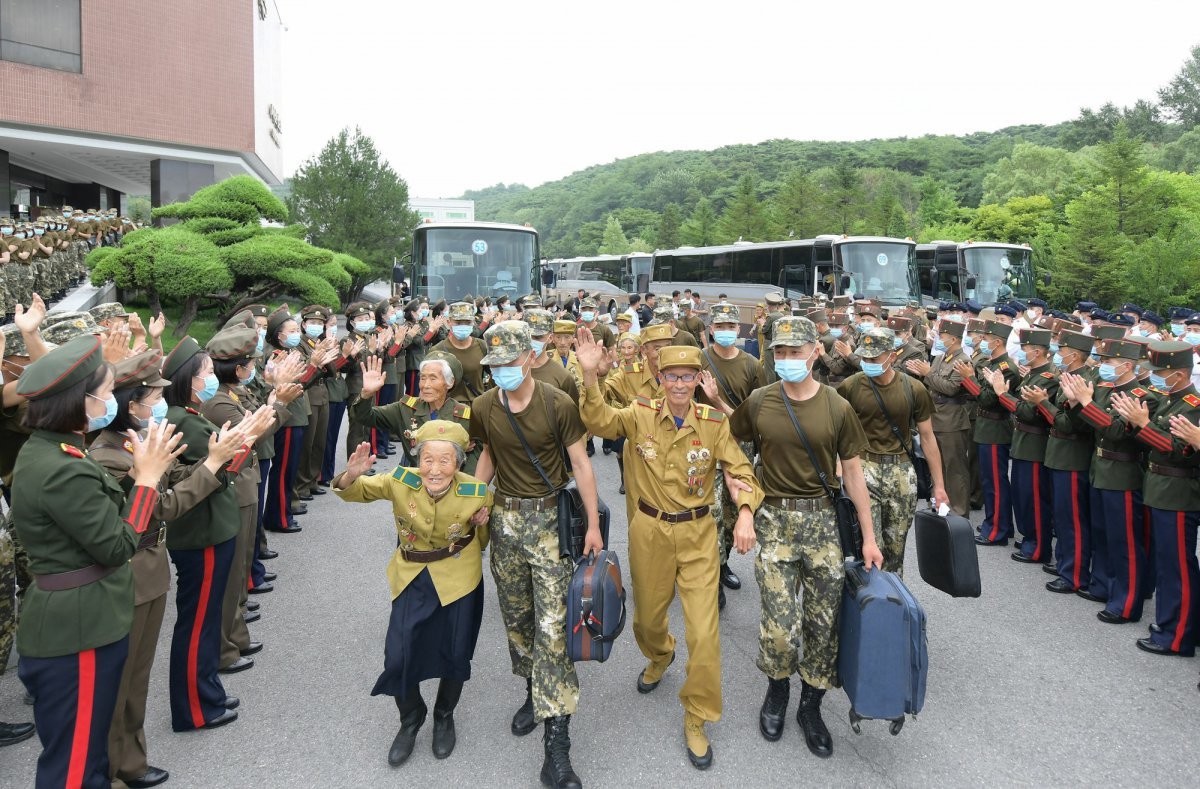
[
  {"x1": 468, "y1": 320, "x2": 600, "y2": 789},
  {"x1": 836, "y1": 327, "x2": 949, "y2": 574},
  {"x1": 728, "y1": 316, "x2": 881, "y2": 759}
]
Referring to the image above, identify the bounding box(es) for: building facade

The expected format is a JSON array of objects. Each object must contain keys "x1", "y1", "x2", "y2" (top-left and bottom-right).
[{"x1": 410, "y1": 197, "x2": 474, "y2": 222}]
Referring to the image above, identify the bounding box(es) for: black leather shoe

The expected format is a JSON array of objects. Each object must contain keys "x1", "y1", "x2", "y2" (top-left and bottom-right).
[
  {"x1": 258, "y1": 549, "x2": 279, "y2": 560},
  {"x1": 219, "y1": 656, "x2": 254, "y2": 674},
  {"x1": 602, "y1": 447, "x2": 612, "y2": 456},
  {"x1": 246, "y1": 600, "x2": 260, "y2": 612},
  {"x1": 299, "y1": 494, "x2": 314, "y2": 502},
  {"x1": 312, "y1": 487, "x2": 327, "y2": 495},
  {"x1": 248, "y1": 582, "x2": 274, "y2": 595},
  {"x1": 719, "y1": 563, "x2": 742, "y2": 590},
  {"x1": 263, "y1": 571, "x2": 277, "y2": 582},
  {"x1": 1076, "y1": 588, "x2": 1106, "y2": 603},
  {"x1": 204, "y1": 709, "x2": 239, "y2": 729},
  {"x1": 266, "y1": 525, "x2": 301, "y2": 534},
  {"x1": 759, "y1": 677, "x2": 789, "y2": 742},
  {"x1": 1011, "y1": 552, "x2": 1039, "y2": 564},
  {"x1": 586, "y1": 444, "x2": 594, "y2": 457},
  {"x1": 975, "y1": 536, "x2": 1009, "y2": 546},
  {"x1": 1045, "y1": 579, "x2": 1076, "y2": 594},
  {"x1": 243, "y1": 611, "x2": 261, "y2": 624},
  {"x1": 1098, "y1": 610, "x2": 1134, "y2": 624},
  {"x1": 718, "y1": 586, "x2": 726, "y2": 612},
  {"x1": 1136, "y1": 637, "x2": 1193, "y2": 657},
  {"x1": 289, "y1": 503, "x2": 308, "y2": 515},
  {"x1": 0, "y1": 721, "x2": 36, "y2": 747},
  {"x1": 241, "y1": 641, "x2": 263, "y2": 656},
  {"x1": 511, "y1": 678, "x2": 536, "y2": 736},
  {"x1": 317, "y1": 480, "x2": 331, "y2": 488},
  {"x1": 224, "y1": 696, "x2": 240, "y2": 709},
  {"x1": 637, "y1": 651, "x2": 675, "y2": 694},
  {"x1": 123, "y1": 766, "x2": 169, "y2": 787},
  {"x1": 1042, "y1": 565, "x2": 1058, "y2": 576}
]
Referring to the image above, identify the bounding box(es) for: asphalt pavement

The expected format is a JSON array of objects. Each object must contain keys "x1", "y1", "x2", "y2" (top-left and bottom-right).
[{"x1": 3, "y1": 433, "x2": 1200, "y2": 788}]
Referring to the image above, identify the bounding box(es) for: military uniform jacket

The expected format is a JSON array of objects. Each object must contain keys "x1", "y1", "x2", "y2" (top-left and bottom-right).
[
  {"x1": 999, "y1": 362, "x2": 1055, "y2": 461},
  {"x1": 163, "y1": 406, "x2": 243, "y2": 550},
  {"x1": 1037, "y1": 365, "x2": 1095, "y2": 472},
  {"x1": 1130, "y1": 384, "x2": 1200, "y2": 511},
  {"x1": 247, "y1": 362, "x2": 290, "y2": 462},
  {"x1": 550, "y1": 349, "x2": 585, "y2": 395},
  {"x1": 431, "y1": 336, "x2": 490, "y2": 401},
  {"x1": 681, "y1": 315, "x2": 706, "y2": 342},
  {"x1": 201, "y1": 386, "x2": 278, "y2": 507},
  {"x1": 602, "y1": 361, "x2": 662, "y2": 407},
  {"x1": 926, "y1": 348, "x2": 972, "y2": 432},
  {"x1": 350, "y1": 394, "x2": 479, "y2": 474},
  {"x1": 299, "y1": 336, "x2": 350, "y2": 407},
  {"x1": 580, "y1": 384, "x2": 764, "y2": 515},
  {"x1": 11, "y1": 430, "x2": 159, "y2": 657},
  {"x1": 895, "y1": 339, "x2": 927, "y2": 373},
  {"x1": 961, "y1": 353, "x2": 1019, "y2": 445},
  {"x1": 336, "y1": 469, "x2": 492, "y2": 604},
  {"x1": 531, "y1": 355, "x2": 580, "y2": 404},
  {"x1": 699, "y1": 347, "x2": 765, "y2": 411},
  {"x1": 1077, "y1": 377, "x2": 1152, "y2": 491},
  {"x1": 89, "y1": 430, "x2": 224, "y2": 604}
]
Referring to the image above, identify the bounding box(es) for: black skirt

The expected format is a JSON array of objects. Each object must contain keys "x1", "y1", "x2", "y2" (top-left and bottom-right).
[{"x1": 371, "y1": 568, "x2": 484, "y2": 699}]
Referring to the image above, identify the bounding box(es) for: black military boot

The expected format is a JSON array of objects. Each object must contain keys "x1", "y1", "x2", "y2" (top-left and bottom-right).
[
  {"x1": 388, "y1": 689, "x2": 427, "y2": 767},
  {"x1": 0, "y1": 720, "x2": 36, "y2": 746},
  {"x1": 511, "y1": 677, "x2": 536, "y2": 736},
  {"x1": 796, "y1": 680, "x2": 832, "y2": 758},
  {"x1": 431, "y1": 678, "x2": 464, "y2": 759},
  {"x1": 617, "y1": 455, "x2": 626, "y2": 495},
  {"x1": 759, "y1": 677, "x2": 790, "y2": 741},
  {"x1": 540, "y1": 715, "x2": 582, "y2": 789}
]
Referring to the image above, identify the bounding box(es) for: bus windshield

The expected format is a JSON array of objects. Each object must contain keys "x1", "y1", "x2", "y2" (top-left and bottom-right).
[
  {"x1": 962, "y1": 246, "x2": 1034, "y2": 305},
  {"x1": 414, "y1": 226, "x2": 539, "y2": 303},
  {"x1": 838, "y1": 241, "x2": 916, "y2": 304}
]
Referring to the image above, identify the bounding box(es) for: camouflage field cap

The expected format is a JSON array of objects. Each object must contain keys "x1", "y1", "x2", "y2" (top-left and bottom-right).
[
  {"x1": 553, "y1": 319, "x2": 578, "y2": 335},
  {"x1": 1092, "y1": 325, "x2": 1125, "y2": 341},
  {"x1": 412, "y1": 419, "x2": 470, "y2": 451},
  {"x1": 112, "y1": 350, "x2": 171, "y2": 389},
  {"x1": 88, "y1": 302, "x2": 130, "y2": 323},
  {"x1": 1017, "y1": 328, "x2": 1052, "y2": 348},
  {"x1": 448, "y1": 301, "x2": 477, "y2": 321},
  {"x1": 1143, "y1": 340, "x2": 1194, "y2": 371},
  {"x1": 650, "y1": 304, "x2": 676, "y2": 324},
  {"x1": 422, "y1": 349, "x2": 464, "y2": 385},
  {"x1": 41, "y1": 312, "x2": 99, "y2": 344},
  {"x1": 769, "y1": 317, "x2": 819, "y2": 349},
  {"x1": 1, "y1": 323, "x2": 28, "y2": 357},
  {"x1": 658, "y1": 346, "x2": 702, "y2": 370},
  {"x1": 710, "y1": 302, "x2": 740, "y2": 325},
  {"x1": 579, "y1": 297, "x2": 599, "y2": 311},
  {"x1": 481, "y1": 320, "x2": 533, "y2": 365},
  {"x1": 640, "y1": 324, "x2": 675, "y2": 344},
  {"x1": 206, "y1": 325, "x2": 260, "y2": 360},
  {"x1": 858, "y1": 327, "x2": 897, "y2": 359},
  {"x1": 522, "y1": 308, "x2": 555, "y2": 337},
  {"x1": 519, "y1": 293, "x2": 542, "y2": 309},
  {"x1": 938, "y1": 320, "x2": 966, "y2": 339}
]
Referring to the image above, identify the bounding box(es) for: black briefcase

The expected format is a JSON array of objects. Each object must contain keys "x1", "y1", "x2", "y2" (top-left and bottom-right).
[
  {"x1": 914, "y1": 510, "x2": 981, "y2": 598},
  {"x1": 557, "y1": 479, "x2": 611, "y2": 561}
]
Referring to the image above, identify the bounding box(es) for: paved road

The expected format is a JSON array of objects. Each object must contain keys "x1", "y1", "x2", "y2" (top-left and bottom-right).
[{"x1": 3, "y1": 435, "x2": 1200, "y2": 788}]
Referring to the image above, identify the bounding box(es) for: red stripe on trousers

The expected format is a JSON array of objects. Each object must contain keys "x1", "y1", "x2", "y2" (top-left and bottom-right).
[
  {"x1": 1033, "y1": 462, "x2": 1044, "y2": 560},
  {"x1": 988, "y1": 445, "x2": 1002, "y2": 541},
  {"x1": 1122, "y1": 491, "x2": 1137, "y2": 619},
  {"x1": 1173, "y1": 512, "x2": 1191, "y2": 653},
  {"x1": 1071, "y1": 472, "x2": 1082, "y2": 588},
  {"x1": 65, "y1": 649, "x2": 96, "y2": 789},
  {"x1": 278, "y1": 428, "x2": 292, "y2": 526},
  {"x1": 187, "y1": 546, "x2": 215, "y2": 728},
  {"x1": 371, "y1": 391, "x2": 379, "y2": 454}
]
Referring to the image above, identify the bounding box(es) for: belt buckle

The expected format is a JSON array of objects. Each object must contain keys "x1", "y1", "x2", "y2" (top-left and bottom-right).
[{"x1": 157, "y1": 525, "x2": 167, "y2": 546}]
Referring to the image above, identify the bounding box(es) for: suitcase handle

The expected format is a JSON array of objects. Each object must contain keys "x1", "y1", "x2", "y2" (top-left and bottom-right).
[{"x1": 575, "y1": 552, "x2": 628, "y2": 643}]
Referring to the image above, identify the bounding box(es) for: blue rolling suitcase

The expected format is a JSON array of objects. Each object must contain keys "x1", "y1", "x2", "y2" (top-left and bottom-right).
[
  {"x1": 566, "y1": 549, "x2": 626, "y2": 663},
  {"x1": 837, "y1": 560, "x2": 928, "y2": 735}
]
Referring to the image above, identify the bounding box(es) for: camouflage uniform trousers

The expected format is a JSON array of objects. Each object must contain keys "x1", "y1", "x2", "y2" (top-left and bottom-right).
[
  {"x1": 0, "y1": 513, "x2": 22, "y2": 674},
  {"x1": 754, "y1": 502, "x2": 843, "y2": 689},
  {"x1": 7, "y1": 262, "x2": 34, "y2": 308},
  {"x1": 488, "y1": 504, "x2": 579, "y2": 722},
  {"x1": 861, "y1": 457, "x2": 918, "y2": 576},
  {"x1": 712, "y1": 439, "x2": 755, "y2": 565}
]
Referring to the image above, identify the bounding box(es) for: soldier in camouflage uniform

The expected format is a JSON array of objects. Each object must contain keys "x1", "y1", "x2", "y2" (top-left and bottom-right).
[
  {"x1": 728, "y1": 316, "x2": 879, "y2": 759},
  {"x1": 467, "y1": 320, "x2": 601, "y2": 789}
]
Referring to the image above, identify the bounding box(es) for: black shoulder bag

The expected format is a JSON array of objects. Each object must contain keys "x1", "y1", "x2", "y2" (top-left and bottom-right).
[
  {"x1": 865, "y1": 375, "x2": 933, "y2": 500},
  {"x1": 776, "y1": 383, "x2": 864, "y2": 560}
]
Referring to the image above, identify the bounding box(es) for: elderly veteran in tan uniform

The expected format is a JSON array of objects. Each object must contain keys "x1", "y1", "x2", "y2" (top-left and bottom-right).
[
  {"x1": 575, "y1": 329, "x2": 764, "y2": 771},
  {"x1": 334, "y1": 421, "x2": 492, "y2": 767},
  {"x1": 549, "y1": 319, "x2": 586, "y2": 394}
]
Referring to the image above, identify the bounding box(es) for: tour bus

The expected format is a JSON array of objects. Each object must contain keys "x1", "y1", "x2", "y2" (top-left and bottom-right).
[
  {"x1": 914, "y1": 240, "x2": 1043, "y2": 306},
  {"x1": 406, "y1": 220, "x2": 541, "y2": 305},
  {"x1": 544, "y1": 252, "x2": 653, "y2": 315},
  {"x1": 650, "y1": 235, "x2": 921, "y2": 333}
]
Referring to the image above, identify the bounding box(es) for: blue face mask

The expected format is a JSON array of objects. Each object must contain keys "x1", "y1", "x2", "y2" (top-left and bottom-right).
[
  {"x1": 1049, "y1": 342, "x2": 1060, "y2": 353},
  {"x1": 87, "y1": 394, "x2": 118, "y2": 432},
  {"x1": 1186, "y1": 333, "x2": 1200, "y2": 347},
  {"x1": 713, "y1": 330, "x2": 738, "y2": 347},
  {"x1": 492, "y1": 364, "x2": 526, "y2": 392},
  {"x1": 241, "y1": 366, "x2": 256, "y2": 384},
  {"x1": 304, "y1": 324, "x2": 323, "y2": 338},
  {"x1": 256, "y1": 329, "x2": 266, "y2": 354},
  {"x1": 354, "y1": 320, "x2": 375, "y2": 334},
  {"x1": 418, "y1": 308, "x2": 430, "y2": 320},
  {"x1": 150, "y1": 398, "x2": 169, "y2": 424},
  {"x1": 1098, "y1": 363, "x2": 1119, "y2": 382},
  {"x1": 830, "y1": 327, "x2": 843, "y2": 339},
  {"x1": 531, "y1": 339, "x2": 546, "y2": 355},
  {"x1": 387, "y1": 313, "x2": 402, "y2": 325},
  {"x1": 1053, "y1": 352, "x2": 1065, "y2": 368},
  {"x1": 774, "y1": 359, "x2": 810, "y2": 383},
  {"x1": 1012, "y1": 349, "x2": 1028, "y2": 366},
  {"x1": 283, "y1": 333, "x2": 301, "y2": 348},
  {"x1": 580, "y1": 311, "x2": 596, "y2": 323},
  {"x1": 1149, "y1": 372, "x2": 1170, "y2": 390},
  {"x1": 1136, "y1": 328, "x2": 1150, "y2": 338},
  {"x1": 978, "y1": 340, "x2": 990, "y2": 355},
  {"x1": 963, "y1": 337, "x2": 975, "y2": 350},
  {"x1": 861, "y1": 361, "x2": 887, "y2": 378},
  {"x1": 859, "y1": 321, "x2": 876, "y2": 331},
  {"x1": 1171, "y1": 323, "x2": 1186, "y2": 337},
  {"x1": 451, "y1": 325, "x2": 473, "y2": 340},
  {"x1": 933, "y1": 339, "x2": 947, "y2": 354},
  {"x1": 893, "y1": 336, "x2": 905, "y2": 349},
  {"x1": 1090, "y1": 350, "x2": 1101, "y2": 361},
  {"x1": 196, "y1": 374, "x2": 219, "y2": 403}
]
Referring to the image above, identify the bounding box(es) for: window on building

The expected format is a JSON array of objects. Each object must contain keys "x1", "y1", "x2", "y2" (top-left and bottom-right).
[
  {"x1": 0, "y1": 0, "x2": 82, "y2": 73},
  {"x1": 418, "y1": 210, "x2": 435, "y2": 219},
  {"x1": 446, "y1": 211, "x2": 468, "y2": 219}
]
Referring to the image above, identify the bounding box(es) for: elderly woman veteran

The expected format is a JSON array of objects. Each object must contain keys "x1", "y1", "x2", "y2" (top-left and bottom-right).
[{"x1": 333, "y1": 421, "x2": 491, "y2": 768}]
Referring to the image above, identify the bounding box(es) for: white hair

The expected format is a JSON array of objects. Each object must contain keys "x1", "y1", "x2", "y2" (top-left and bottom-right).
[
  {"x1": 414, "y1": 440, "x2": 466, "y2": 469},
  {"x1": 419, "y1": 358, "x2": 455, "y2": 387}
]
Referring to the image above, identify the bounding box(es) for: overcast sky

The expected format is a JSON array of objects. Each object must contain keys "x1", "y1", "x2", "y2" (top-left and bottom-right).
[{"x1": 278, "y1": 0, "x2": 1200, "y2": 199}]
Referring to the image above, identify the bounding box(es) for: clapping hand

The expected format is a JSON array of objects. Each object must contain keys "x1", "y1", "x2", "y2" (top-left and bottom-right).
[
  {"x1": 1020, "y1": 385, "x2": 1049, "y2": 405},
  {"x1": 148, "y1": 312, "x2": 166, "y2": 341},
  {"x1": 1110, "y1": 392, "x2": 1151, "y2": 429},
  {"x1": 906, "y1": 359, "x2": 931, "y2": 377},
  {"x1": 953, "y1": 360, "x2": 975, "y2": 379},
  {"x1": 13, "y1": 293, "x2": 46, "y2": 333},
  {"x1": 833, "y1": 340, "x2": 852, "y2": 357},
  {"x1": 205, "y1": 421, "x2": 249, "y2": 468},
  {"x1": 1059, "y1": 372, "x2": 1093, "y2": 406},
  {"x1": 128, "y1": 418, "x2": 186, "y2": 487},
  {"x1": 981, "y1": 367, "x2": 1009, "y2": 395},
  {"x1": 102, "y1": 323, "x2": 132, "y2": 363},
  {"x1": 1169, "y1": 414, "x2": 1200, "y2": 450}
]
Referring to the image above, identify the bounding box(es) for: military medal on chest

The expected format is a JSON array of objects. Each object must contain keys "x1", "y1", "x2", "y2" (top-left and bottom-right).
[{"x1": 637, "y1": 433, "x2": 658, "y2": 461}]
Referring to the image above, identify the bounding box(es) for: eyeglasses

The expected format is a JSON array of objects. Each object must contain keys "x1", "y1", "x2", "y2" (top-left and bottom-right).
[{"x1": 661, "y1": 372, "x2": 697, "y2": 383}]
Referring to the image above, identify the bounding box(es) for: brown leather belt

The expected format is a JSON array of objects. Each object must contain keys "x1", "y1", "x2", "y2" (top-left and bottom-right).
[
  {"x1": 638, "y1": 500, "x2": 710, "y2": 524},
  {"x1": 400, "y1": 532, "x2": 475, "y2": 562},
  {"x1": 978, "y1": 409, "x2": 1007, "y2": 420},
  {"x1": 34, "y1": 564, "x2": 121, "y2": 592},
  {"x1": 136, "y1": 525, "x2": 167, "y2": 552},
  {"x1": 1149, "y1": 463, "x2": 1200, "y2": 479},
  {"x1": 864, "y1": 451, "x2": 907, "y2": 465},
  {"x1": 1014, "y1": 421, "x2": 1049, "y2": 436},
  {"x1": 934, "y1": 396, "x2": 969, "y2": 405},
  {"x1": 496, "y1": 493, "x2": 558, "y2": 512},
  {"x1": 764, "y1": 496, "x2": 832, "y2": 513},
  {"x1": 1050, "y1": 429, "x2": 1086, "y2": 441},
  {"x1": 1097, "y1": 448, "x2": 1140, "y2": 463}
]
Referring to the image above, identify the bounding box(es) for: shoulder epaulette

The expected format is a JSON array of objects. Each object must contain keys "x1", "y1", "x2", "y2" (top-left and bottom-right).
[
  {"x1": 635, "y1": 395, "x2": 656, "y2": 409},
  {"x1": 1098, "y1": 382, "x2": 1115, "y2": 388},
  {"x1": 122, "y1": 440, "x2": 134, "y2": 453},
  {"x1": 404, "y1": 396, "x2": 420, "y2": 408},
  {"x1": 1150, "y1": 386, "x2": 1168, "y2": 395},
  {"x1": 1184, "y1": 394, "x2": 1200, "y2": 408},
  {"x1": 695, "y1": 404, "x2": 726, "y2": 423},
  {"x1": 453, "y1": 403, "x2": 471, "y2": 419},
  {"x1": 59, "y1": 443, "x2": 85, "y2": 458},
  {"x1": 185, "y1": 407, "x2": 199, "y2": 415},
  {"x1": 1041, "y1": 372, "x2": 1055, "y2": 379},
  {"x1": 622, "y1": 362, "x2": 644, "y2": 373},
  {"x1": 455, "y1": 481, "x2": 487, "y2": 497},
  {"x1": 392, "y1": 467, "x2": 423, "y2": 490},
  {"x1": 1130, "y1": 387, "x2": 1149, "y2": 398},
  {"x1": 998, "y1": 361, "x2": 1010, "y2": 371}
]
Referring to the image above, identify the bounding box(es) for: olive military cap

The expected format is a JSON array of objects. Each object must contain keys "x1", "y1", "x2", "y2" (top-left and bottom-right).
[
  {"x1": 764, "y1": 292, "x2": 785, "y2": 306},
  {"x1": 113, "y1": 350, "x2": 171, "y2": 389},
  {"x1": 938, "y1": 320, "x2": 966, "y2": 339},
  {"x1": 983, "y1": 320, "x2": 1013, "y2": 340},
  {"x1": 345, "y1": 301, "x2": 373, "y2": 321},
  {"x1": 245, "y1": 304, "x2": 271, "y2": 319},
  {"x1": 412, "y1": 419, "x2": 470, "y2": 451},
  {"x1": 639, "y1": 324, "x2": 675, "y2": 344},
  {"x1": 886, "y1": 315, "x2": 913, "y2": 332},
  {"x1": 769, "y1": 317, "x2": 819, "y2": 349},
  {"x1": 710, "y1": 302, "x2": 740, "y2": 324},
  {"x1": 162, "y1": 336, "x2": 203, "y2": 380},
  {"x1": 1058, "y1": 331, "x2": 1092, "y2": 354},
  {"x1": 553, "y1": 320, "x2": 578, "y2": 335},
  {"x1": 858, "y1": 327, "x2": 896, "y2": 359},
  {"x1": 1, "y1": 324, "x2": 28, "y2": 357},
  {"x1": 448, "y1": 301, "x2": 476, "y2": 321},
  {"x1": 301, "y1": 304, "x2": 331, "y2": 322},
  {"x1": 480, "y1": 320, "x2": 532, "y2": 365},
  {"x1": 1142, "y1": 340, "x2": 1194, "y2": 371},
  {"x1": 206, "y1": 325, "x2": 260, "y2": 360},
  {"x1": 224, "y1": 309, "x2": 256, "y2": 330},
  {"x1": 88, "y1": 302, "x2": 130, "y2": 323},
  {"x1": 808, "y1": 309, "x2": 829, "y2": 324},
  {"x1": 827, "y1": 313, "x2": 851, "y2": 327},
  {"x1": 617, "y1": 332, "x2": 641, "y2": 346},
  {"x1": 615, "y1": 311, "x2": 634, "y2": 324},
  {"x1": 422, "y1": 349, "x2": 463, "y2": 385},
  {"x1": 522, "y1": 308, "x2": 555, "y2": 337},
  {"x1": 266, "y1": 306, "x2": 294, "y2": 337},
  {"x1": 41, "y1": 313, "x2": 100, "y2": 345},
  {"x1": 657, "y1": 346, "x2": 702, "y2": 370},
  {"x1": 1096, "y1": 338, "x2": 1141, "y2": 360},
  {"x1": 16, "y1": 334, "x2": 104, "y2": 399},
  {"x1": 1017, "y1": 328, "x2": 1052, "y2": 348},
  {"x1": 1092, "y1": 325, "x2": 1126, "y2": 341}
]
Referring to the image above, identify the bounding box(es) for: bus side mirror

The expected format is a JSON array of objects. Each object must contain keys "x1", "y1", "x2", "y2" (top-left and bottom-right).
[
  {"x1": 392, "y1": 262, "x2": 405, "y2": 284},
  {"x1": 965, "y1": 276, "x2": 977, "y2": 290},
  {"x1": 840, "y1": 275, "x2": 851, "y2": 291},
  {"x1": 542, "y1": 268, "x2": 556, "y2": 287}
]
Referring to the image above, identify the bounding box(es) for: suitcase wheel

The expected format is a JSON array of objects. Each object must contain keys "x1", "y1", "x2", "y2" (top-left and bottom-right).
[
  {"x1": 889, "y1": 719, "x2": 904, "y2": 736},
  {"x1": 848, "y1": 710, "x2": 862, "y2": 735}
]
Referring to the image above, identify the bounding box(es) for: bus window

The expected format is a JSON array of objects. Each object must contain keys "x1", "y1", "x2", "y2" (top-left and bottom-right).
[
  {"x1": 734, "y1": 248, "x2": 772, "y2": 284},
  {"x1": 779, "y1": 265, "x2": 807, "y2": 298},
  {"x1": 628, "y1": 255, "x2": 652, "y2": 293}
]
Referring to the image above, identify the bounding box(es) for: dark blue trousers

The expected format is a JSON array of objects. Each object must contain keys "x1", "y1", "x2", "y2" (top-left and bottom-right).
[
  {"x1": 977, "y1": 443, "x2": 1013, "y2": 543},
  {"x1": 263, "y1": 426, "x2": 305, "y2": 532},
  {"x1": 1051, "y1": 469, "x2": 1091, "y2": 588},
  {"x1": 1146, "y1": 507, "x2": 1199, "y2": 656},
  {"x1": 323, "y1": 400, "x2": 347, "y2": 482},
  {"x1": 1012, "y1": 458, "x2": 1053, "y2": 561},
  {"x1": 19, "y1": 636, "x2": 128, "y2": 789},
  {"x1": 250, "y1": 457, "x2": 271, "y2": 586},
  {"x1": 168, "y1": 537, "x2": 235, "y2": 731},
  {"x1": 1096, "y1": 487, "x2": 1146, "y2": 621}
]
